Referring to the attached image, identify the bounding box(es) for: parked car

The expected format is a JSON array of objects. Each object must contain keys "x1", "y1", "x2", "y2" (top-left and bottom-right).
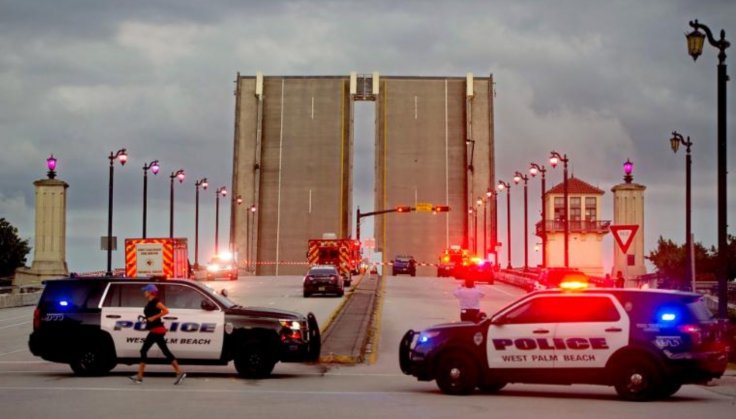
[
  {"x1": 392, "y1": 256, "x2": 416, "y2": 276},
  {"x1": 303, "y1": 265, "x2": 344, "y2": 297}
]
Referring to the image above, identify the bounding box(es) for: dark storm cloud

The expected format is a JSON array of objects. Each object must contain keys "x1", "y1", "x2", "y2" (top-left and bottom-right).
[{"x1": 0, "y1": 0, "x2": 734, "y2": 271}]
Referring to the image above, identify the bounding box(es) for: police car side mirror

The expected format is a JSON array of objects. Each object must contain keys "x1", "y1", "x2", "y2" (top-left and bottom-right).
[
  {"x1": 201, "y1": 299, "x2": 217, "y2": 311},
  {"x1": 220, "y1": 289, "x2": 229, "y2": 297}
]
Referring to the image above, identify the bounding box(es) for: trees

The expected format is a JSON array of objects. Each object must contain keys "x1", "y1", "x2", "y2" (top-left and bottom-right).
[
  {"x1": 646, "y1": 235, "x2": 736, "y2": 286},
  {"x1": 0, "y1": 218, "x2": 31, "y2": 277}
]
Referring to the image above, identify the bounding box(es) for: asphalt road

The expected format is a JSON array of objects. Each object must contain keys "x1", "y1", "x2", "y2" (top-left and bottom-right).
[{"x1": 0, "y1": 276, "x2": 734, "y2": 419}]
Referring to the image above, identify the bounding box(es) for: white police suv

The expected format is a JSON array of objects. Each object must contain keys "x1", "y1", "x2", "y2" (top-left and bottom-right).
[
  {"x1": 399, "y1": 287, "x2": 729, "y2": 400},
  {"x1": 29, "y1": 277, "x2": 321, "y2": 378}
]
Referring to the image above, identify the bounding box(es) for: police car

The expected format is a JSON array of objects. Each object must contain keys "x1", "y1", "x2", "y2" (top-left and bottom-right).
[
  {"x1": 399, "y1": 287, "x2": 729, "y2": 400},
  {"x1": 29, "y1": 277, "x2": 321, "y2": 378}
]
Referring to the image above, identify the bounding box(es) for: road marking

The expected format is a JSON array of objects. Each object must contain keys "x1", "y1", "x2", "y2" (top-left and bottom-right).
[
  {"x1": 0, "y1": 385, "x2": 418, "y2": 396},
  {"x1": 0, "y1": 321, "x2": 30, "y2": 330},
  {"x1": 0, "y1": 349, "x2": 26, "y2": 357}
]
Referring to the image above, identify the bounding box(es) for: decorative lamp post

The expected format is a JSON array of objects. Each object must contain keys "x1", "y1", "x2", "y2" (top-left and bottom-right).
[
  {"x1": 468, "y1": 207, "x2": 476, "y2": 253},
  {"x1": 550, "y1": 151, "x2": 570, "y2": 267},
  {"x1": 530, "y1": 162, "x2": 547, "y2": 267},
  {"x1": 465, "y1": 139, "x2": 476, "y2": 172},
  {"x1": 476, "y1": 197, "x2": 483, "y2": 254},
  {"x1": 514, "y1": 171, "x2": 530, "y2": 270},
  {"x1": 142, "y1": 160, "x2": 160, "y2": 238},
  {"x1": 194, "y1": 178, "x2": 208, "y2": 269},
  {"x1": 215, "y1": 186, "x2": 227, "y2": 254},
  {"x1": 169, "y1": 169, "x2": 185, "y2": 238},
  {"x1": 497, "y1": 180, "x2": 511, "y2": 269},
  {"x1": 106, "y1": 148, "x2": 128, "y2": 276},
  {"x1": 46, "y1": 155, "x2": 57, "y2": 179},
  {"x1": 670, "y1": 132, "x2": 694, "y2": 291},
  {"x1": 484, "y1": 188, "x2": 492, "y2": 258},
  {"x1": 623, "y1": 159, "x2": 634, "y2": 183},
  {"x1": 686, "y1": 19, "x2": 730, "y2": 319},
  {"x1": 247, "y1": 204, "x2": 257, "y2": 272}
]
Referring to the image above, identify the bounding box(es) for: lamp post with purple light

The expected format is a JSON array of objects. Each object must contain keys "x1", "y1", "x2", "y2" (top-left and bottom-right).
[
  {"x1": 194, "y1": 178, "x2": 208, "y2": 269},
  {"x1": 142, "y1": 160, "x2": 160, "y2": 238},
  {"x1": 529, "y1": 162, "x2": 547, "y2": 268},
  {"x1": 215, "y1": 186, "x2": 227, "y2": 255},
  {"x1": 550, "y1": 151, "x2": 569, "y2": 267},
  {"x1": 169, "y1": 169, "x2": 185, "y2": 238},
  {"x1": 46, "y1": 155, "x2": 57, "y2": 179},
  {"x1": 514, "y1": 171, "x2": 530, "y2": 271},
  {"x1": 106, "y1": 148, "x2": 128, "y2": 276},
  {"x1": 685, "y1": 19, "x2": 730, "y2": 319},
  {"x1": 498, "y1": 180, "x2": 511, "y2": 269}
]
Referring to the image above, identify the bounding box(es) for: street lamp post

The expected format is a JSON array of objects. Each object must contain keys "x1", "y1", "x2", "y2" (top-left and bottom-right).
[
  {"x1": 215, "y1": 186, "x2": 227, "y2": 254},
  {"x1": 194, "y1": 178, "x2": 208, "y2": 269},
  {"x1": 485, "y1": 188, "x2": 492, "y2": 258},
  {"x1": 550, "y1": 151, "x2": 570, "y2": 267},
  {"x1": 670, "y1": 133, "x2": 694, "y2": 291},
  {"x1": 230, "y1": 195, "x2": 243, "y2": 253},
  {"x1": 142, "y1": 160, "x2": 160, "y2": 238},
  {"x1": 169, "y1": 169, "x2": 185, "y2": 238},
  {"x1": 46, "y1": 155, "x2": 57, "y2": 179},
  {"x1": 468, "y1": 207, "x2": 476, "y2": 253},
  {"x1": 476, "y1": 197, "x2": 483, "y2": 254},
  {"x1": 530, "y1": 163, "x2": 547, "y2": 268},
  {"x1": 246, "y1": 204, "x2": 257, "y2": 272},
  {"x1": 497, "y1": 180, "x2": 511, "y2": 269},
  {"x1": 514, "y1": 171, "x2": 530, "y2": 270},
  {"x1": 685, "y1": 19, "x2": 730, "y2": 319},
  {"x1": 106, "y1": 148, "x2": 128, "y2": 276}
]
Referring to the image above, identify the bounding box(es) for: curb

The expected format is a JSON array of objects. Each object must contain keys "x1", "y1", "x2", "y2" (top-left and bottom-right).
[
  {"x1": 366, "y1": 274, "x2": 387, "y2": 365},
  {"x1": 317, "y1": 272, "x2": 367, "y2": 364}
]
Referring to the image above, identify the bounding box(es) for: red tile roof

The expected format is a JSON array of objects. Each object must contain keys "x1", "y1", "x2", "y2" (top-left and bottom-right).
[{"x1": 546, "y1": 176, "x2": 604, "y2": 195}]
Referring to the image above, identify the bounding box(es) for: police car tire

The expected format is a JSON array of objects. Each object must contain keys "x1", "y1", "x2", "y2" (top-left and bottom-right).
[
  {"x1": 70, "y1": 343, "x2": 115, "y2": 376},
  {"x1": 613, "y1": 357, "x2": 663, "y2": 401},
  {"x1": 234, "y1": 343, "x2": 276, "y2": 379},
  {"x1": 436, "y1": 352, "x2": 478, "y2": 395},
  {"x1": 657, "y1": 381, "x2": 682, "y2": 399},
  {"x1": 303, "y1": 291, "x2": 311, "y2": 298}
]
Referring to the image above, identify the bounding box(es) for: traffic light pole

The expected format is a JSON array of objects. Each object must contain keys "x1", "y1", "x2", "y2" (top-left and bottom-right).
[{"x1": 356, "y1": 207, "x2": 411, "y2": 241}]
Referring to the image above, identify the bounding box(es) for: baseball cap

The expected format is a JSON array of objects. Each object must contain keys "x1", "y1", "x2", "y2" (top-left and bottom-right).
[{"x1": 141, "y1": 284, "x2": 159, "y2": 293}]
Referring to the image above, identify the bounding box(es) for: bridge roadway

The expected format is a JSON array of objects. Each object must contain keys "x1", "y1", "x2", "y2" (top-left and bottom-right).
[{"x1": 0, "y1": 276, "x2": 734, "y2": 419}]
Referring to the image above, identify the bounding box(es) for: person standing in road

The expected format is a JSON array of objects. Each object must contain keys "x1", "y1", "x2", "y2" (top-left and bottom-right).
[
  {"x1": 453, "y1": 278, "x2": 484, "y2": 322},
  {"x1": 129, "y1": 284, "x2": 186, "y2": 385},
  {"x1": 615, "y1": 271, "x2": 625, "y2": 288}
]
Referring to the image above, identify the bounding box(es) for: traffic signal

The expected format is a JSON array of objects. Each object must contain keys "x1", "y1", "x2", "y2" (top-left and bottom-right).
[
  {"x1": 395, "y1": 206, "x2": 412, "y2": 213},
  {"x1": 433, "y1": 205, "x2": 450, "y2": 212}
]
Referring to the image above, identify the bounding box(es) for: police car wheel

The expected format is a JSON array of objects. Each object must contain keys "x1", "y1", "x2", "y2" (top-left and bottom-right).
[
  {"x1": 234, "y1": 344, "x2": 275, "y2": 379},
  {"x1": 477, "y1": 381, "x2": 506, "y2": 394},
  {"x1": 613, "y1": 357, "x2": 662, "y2": 401},
  {"x1": 303, "y1": 291, "x2": 311, "y2": 298},
  {"x1": 436, "y1": 352, "x2": 478, "y2": 395},
  {"x1": 70, "y1": 344, "x2": 115, "y2": 376},
  {"x1": 657, "y1": 382, "x2": 682, "y2": 399}
]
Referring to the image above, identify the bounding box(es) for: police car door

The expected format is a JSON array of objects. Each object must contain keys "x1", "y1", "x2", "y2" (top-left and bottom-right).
[
  {"x1": 100, "y1": 282, "x2": 152, "y2": 358},
  {"x1": 552, "y1": 294, "x2": 628, "y2": 368},
  {"x1": 486, "y1": 295, "x2": 560, "y2": 369},
  {"x1": 159, "y1": 283, "x2": 224, "y2": 360}
]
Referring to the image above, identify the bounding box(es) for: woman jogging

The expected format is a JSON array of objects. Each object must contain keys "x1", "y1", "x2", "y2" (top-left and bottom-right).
[{"x1": 129, "y1": 284, "x2": 186, "y2": 385}]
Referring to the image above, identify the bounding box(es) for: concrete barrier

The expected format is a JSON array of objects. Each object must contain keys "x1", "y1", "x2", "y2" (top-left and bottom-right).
[{"x1": 0, "y1": 288, "x2": 42, "y2": 308}]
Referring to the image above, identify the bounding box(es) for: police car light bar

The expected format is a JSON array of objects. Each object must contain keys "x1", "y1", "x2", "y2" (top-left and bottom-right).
[{"x1": 560, "y1": 281, "x2": 588, "y2": 291}]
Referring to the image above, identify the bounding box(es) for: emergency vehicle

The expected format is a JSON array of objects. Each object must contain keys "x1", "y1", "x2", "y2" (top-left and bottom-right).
[
  {"x1": 307, "y1": 234, "x2": 361, "y2": 286},
  {"x1": 29, "y1": 277, "x2": 320, "y2": 378},
  {"x1": 437, "y1": 246, "x2": 469, "y2": 277},
  {"x1": 125, "y1": 238, "x2": 189, "y2": 279},
  {"x1": 400, "y1": 287, "x2": 729, "y2": 400}
]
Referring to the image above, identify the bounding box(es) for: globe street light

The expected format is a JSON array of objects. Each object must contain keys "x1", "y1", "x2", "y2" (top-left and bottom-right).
[
  {"x1": 215, "y1": 186, "x2": 227, "y2": 254},
  {"x1": 498, "y1": 180, "x2": 511, "y2": 269},
  {"x1": 514, "y1": 171, "x2": 530, "y2": 271},
  {"x1": 686, "y1": 19, "x2": 730, "y2": 319},
  {"x1": 550, "y1": 151, "x2": 570, "y2": 267},
  {"x1": 46, "y1": 154, "x2": 57, "y2": 179},
  {"x1": 169, "y1": 169, "x2": 185, "y2": 238},
  {"x1": 530, "y1": 162, "x2": 547, "y2": 268},
  {"x1": 106, "y1": 148, "x2": 128, "y2": 276},
  {"x1": 670, "y1": 132, "x2": 694, "y2": 291},
  {"x1": 194, "y1": 178, "x2": 208, "y2": 269},
  {"x1": 142, "y1": 160, "x2": 160, "y2": 238}
]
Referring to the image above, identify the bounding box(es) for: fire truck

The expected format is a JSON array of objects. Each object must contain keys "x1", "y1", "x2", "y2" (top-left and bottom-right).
[
  {"x1": 125, "y1": 238, "x2": 190, "y2": 279},
  {"x1": 307, "y1": 234, "x2": 361, "y2": 286}
]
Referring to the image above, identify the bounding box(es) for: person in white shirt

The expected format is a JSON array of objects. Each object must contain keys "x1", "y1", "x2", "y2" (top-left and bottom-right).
[{"x1": 453, "y1": 279, "x2": 484, "y2": 322}]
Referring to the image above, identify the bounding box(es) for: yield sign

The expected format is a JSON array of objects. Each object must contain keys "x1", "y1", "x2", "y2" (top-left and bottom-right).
[{"x1": 610, "y1": 225, "x2": 639, "y2": 254}]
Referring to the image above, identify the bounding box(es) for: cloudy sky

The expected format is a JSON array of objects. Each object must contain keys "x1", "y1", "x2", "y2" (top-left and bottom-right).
[{"x1": 1, "y1": 0, "x2": 734, "y2": 273}]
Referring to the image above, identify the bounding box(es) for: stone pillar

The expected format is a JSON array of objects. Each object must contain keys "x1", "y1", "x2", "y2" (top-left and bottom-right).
[
  {"x1": 611, "y1": 180, "x2": 646, "y2": 286},
  {"x1": 14, "y1": 178, "x2": 69, "y2": 286}
]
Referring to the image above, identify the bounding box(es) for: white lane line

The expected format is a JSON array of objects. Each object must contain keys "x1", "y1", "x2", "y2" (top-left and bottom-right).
[
  {"x1": 0, "y1": 321, "x2": 30, "y2": 330},
  {"x1": 0, "y1": 349, "x2": 26, "y2": 357},
  {"x1": 0, "y1": 386, "x2": 414, "y2": 396}
]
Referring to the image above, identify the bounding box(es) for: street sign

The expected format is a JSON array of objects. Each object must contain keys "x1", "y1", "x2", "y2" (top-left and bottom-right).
[
  {"x1": 416, "y1": 203, "x2": 433, "y2": 213},
  {"x1": 610, "y1": 225, "x2": 639, "y2": 254}
]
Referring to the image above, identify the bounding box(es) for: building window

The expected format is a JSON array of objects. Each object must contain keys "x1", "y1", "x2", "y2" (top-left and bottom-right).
[
  {"x1": 570, "y1": 197, "x2": 581, "y2": 221},
  {"x1": 554, "y1": 197, "x2": 565, "y2": 220},
  {"x1": 585, "y1": 197, "x2": 597, "y2": 221}
]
